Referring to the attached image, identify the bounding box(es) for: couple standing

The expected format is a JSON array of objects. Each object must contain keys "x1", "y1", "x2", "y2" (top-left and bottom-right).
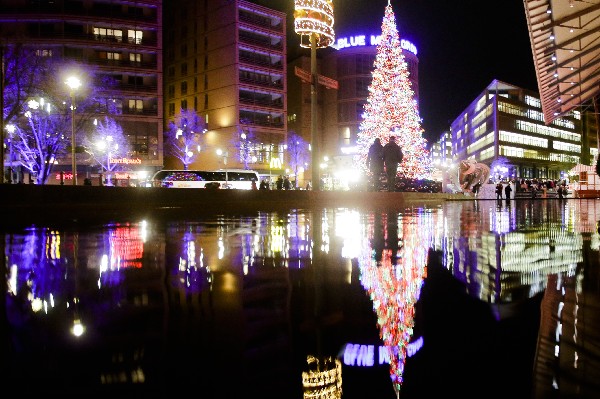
[{"x1": 367, "y1": 136, "x2": 404, "y2": 192}]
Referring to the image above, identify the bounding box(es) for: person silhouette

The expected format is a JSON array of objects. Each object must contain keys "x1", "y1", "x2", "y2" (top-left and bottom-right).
[
  {"x1": 385, "y1": 211, "x2": 399, "y2": 264},
  {"x1": 367, "y1": 138, "x2": 384, "y2": 191},
  {"x1": 383, "y1": 136, "x2": 403, "y2": 192},
  {"x1": 504, "y1": 182, "x2": 512, "y2": 200},
  {"x1": 372, "y1": 212, "x2": 385, "y2": 263}
]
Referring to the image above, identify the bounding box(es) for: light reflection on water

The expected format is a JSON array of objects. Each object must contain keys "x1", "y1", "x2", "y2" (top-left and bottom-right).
[{"x1": 2, "y1": 200, "x2": 600, "y2": 398}]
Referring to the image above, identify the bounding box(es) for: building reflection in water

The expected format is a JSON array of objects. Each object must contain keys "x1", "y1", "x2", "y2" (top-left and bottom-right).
[{"x1": 2, "y1": 200, "x2": 600, "y2": 397}]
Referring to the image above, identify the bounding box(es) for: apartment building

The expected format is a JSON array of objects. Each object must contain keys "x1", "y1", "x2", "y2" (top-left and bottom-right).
[
  {"x1": 164, "y1": 0, "x2": 287, "y2": 173},
  {"x1": 0, "y1": 0, "x2": 163, "y2": 185}
]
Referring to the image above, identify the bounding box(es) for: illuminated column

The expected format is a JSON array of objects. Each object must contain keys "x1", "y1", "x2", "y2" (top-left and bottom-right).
[{"x1": 294, "y1": 0, "x2": 335, "y2": 191}]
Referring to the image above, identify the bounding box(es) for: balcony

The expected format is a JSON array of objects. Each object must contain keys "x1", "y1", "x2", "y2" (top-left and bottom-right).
[
  {"x1": 239, "y1": 95, "x2": 283, "y2": 109},
  {"x1": 239, "y1": 12, "x2": 283, "y2": 33},
  {"x1": 19, "y1": 30, "x2": 158, "y2": 47},
  {"x1": 239, "y1": 53, "x2": 283, "y2": 71},
  {"x1": 91, "y1": 57, "x2": 158, "y2": 71},
  {"x1": 239, "y1": 32, "x2": 283, "y2": 51},
  {"x1": 239, "y1": 75, "x2": 283, "y2": 90},
  {"x1": 0, "y1": 3, "x2": 159, "y2": 25}
]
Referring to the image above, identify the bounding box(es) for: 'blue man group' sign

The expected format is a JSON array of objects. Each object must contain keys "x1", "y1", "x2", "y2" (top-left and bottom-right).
[{"x1": 333, "y1": 34, "x2": 417, "y2": 55}]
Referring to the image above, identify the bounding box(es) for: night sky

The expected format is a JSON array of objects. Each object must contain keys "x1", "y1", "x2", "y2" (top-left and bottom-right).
[{"x1": 254, "y1": 0, "x2": 538, "y2": 144}]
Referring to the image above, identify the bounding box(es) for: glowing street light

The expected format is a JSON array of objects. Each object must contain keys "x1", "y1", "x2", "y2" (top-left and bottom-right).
[
  {"x1": 5, "y1": 124, "x2": 15, "y2": 184},
  {"x1": 65, "y1": 76, "x2": 81, "y2": 185},
  {"x1": 217, "y1": 148, "x2": 229, "y2": 187}
]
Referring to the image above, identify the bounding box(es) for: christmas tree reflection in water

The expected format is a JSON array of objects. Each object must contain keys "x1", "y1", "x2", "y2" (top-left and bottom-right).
[{"x1": 357, "y1": 209, "x2": 434, "y2": 395}]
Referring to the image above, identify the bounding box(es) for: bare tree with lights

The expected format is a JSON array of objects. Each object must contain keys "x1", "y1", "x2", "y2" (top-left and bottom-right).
[
  {"x1": 164, "y1": 108, "x2": 206, "y2": 170},
  {"x1": 231, "y1": 119, "x2": 256, "y2": 169},
  {"x1": 286, "y1": 131, "x2": 310, "y2": 188},
  {"x1": 3, "y1": 44, "x2": 119, "y2": 184},
  {"x1": 2, "y1": 44, "x2": 49, "y2": 124},
  {"x1": 83, "y1": 116, "x2": 130, "y2": 174},
  {"x1": 8, "y1": 99, "x2": 71, "y2": 184}
]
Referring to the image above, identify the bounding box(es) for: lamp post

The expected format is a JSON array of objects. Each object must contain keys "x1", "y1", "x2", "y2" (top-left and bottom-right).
[
  {"x1": 216, "y1": 148, "x2": 228, "y2": 187},
  {"x1": 5, "y1": 124, "x2": 15, "y2": 184},
  {"x1": 65, "y1": 76, "x2": 81, "y2": 186},
  {"x1": 294, "y1": 0, "x2": 335, "y2": 191}
]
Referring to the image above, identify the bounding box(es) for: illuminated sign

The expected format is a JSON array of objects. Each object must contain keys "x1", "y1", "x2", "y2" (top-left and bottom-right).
[
  {"x1": 342, "y1": 338, "x2": 423, "y2": 367},
  {"x1": 333, "y1": 34, "x2": 417, "y2": 55},
  {"x1": 109, "y1": 157, "x2": 142, "y2": 165}
]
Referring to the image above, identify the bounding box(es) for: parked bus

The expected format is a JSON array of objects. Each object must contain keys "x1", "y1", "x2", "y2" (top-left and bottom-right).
[{"x1": 151, "y1": 169, "x2": 260, "y2": 189}]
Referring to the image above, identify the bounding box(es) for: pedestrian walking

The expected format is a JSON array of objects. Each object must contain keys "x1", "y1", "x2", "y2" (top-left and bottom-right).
[
  {"x1": 504, "y1": 182, "x2": 512, "y2": 200},
  {"x1": 382, "y1": 136, "x2": 403, "y2": 192},
  {"x1": 496, "y1": 183, "x2": 503, "y2": 200},
  {"x1": 367, "y1": 138, "x2": 384, "y2": 191},
  {"x1": 283, "y1": 176, "x2": 292, "y2": 190},
  {"x1": 276, "y1": 175, "x2": 284, "y2": 190}
]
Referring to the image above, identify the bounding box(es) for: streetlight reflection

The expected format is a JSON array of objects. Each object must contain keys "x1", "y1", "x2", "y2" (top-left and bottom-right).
[{"x1": 65, "y1": 76, "x2": 81, "y2": 186}]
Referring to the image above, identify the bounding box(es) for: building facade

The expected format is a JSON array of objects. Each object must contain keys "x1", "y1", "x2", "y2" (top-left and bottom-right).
[
  {"x1": 0, "y1": 0, "x2": 164, "y2": 185},
  {"x1": 442, "y1": 80, "x2": 598, "y2": 183},
  {"x1": 164, "y1": 0, "x2": 287, "y2": 176}
]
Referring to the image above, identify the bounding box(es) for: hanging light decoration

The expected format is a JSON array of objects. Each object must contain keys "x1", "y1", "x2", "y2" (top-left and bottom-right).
[{"x1": 294, "y1": 0, "x2": 335, "y2": 48}]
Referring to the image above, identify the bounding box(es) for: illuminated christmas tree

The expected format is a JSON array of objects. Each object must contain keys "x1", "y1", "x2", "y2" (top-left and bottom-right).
[
  {"x1": 358, "y1": 210, "x2": 431, "y2": 395},
  {"x1": 356, "y1": 2, "x2": 432, "y2": 180}
]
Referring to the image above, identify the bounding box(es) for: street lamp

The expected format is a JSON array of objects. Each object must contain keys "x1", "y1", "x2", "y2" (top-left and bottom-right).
[
  {"x1": 216, "y1": 148, "x2": 228, "y2": 187},
  {"x1": 5, "y1": 124, "x2": 15, "y2": 184},
  {"x1": 294, "y1": 0, "x2": 335, "y2": 191},
  {"x1": 65, "y1": 76, "x2": 81, "y2": 186}
]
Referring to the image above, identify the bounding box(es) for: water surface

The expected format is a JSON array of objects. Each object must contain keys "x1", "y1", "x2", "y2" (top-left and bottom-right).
[{"x1": 2, "y1": 199, "x2": 599, "y2": 398}]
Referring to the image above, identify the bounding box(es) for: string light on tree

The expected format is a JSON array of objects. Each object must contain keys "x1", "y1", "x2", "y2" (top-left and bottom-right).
[{"x1": 355, "y1": 1, "x2": 432, "y2": 181}]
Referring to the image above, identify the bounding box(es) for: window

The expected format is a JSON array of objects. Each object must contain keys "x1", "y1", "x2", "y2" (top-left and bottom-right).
[
  {"x1": 98, "y1": 51, "x2": 121, "y2": 60},
  {"x1": 128, "y1": 76, "x2": 143, "y2": 86},
  {"x1": 128, "y1": 30, "x2": 143, "y2": 44},
  {"x1": 168, "y1": 103, "x2": 175, "y2": 116},
  {"x1": 181, "y1": 99, "x2": 188, "y2": 110},
  {"x1": 130, "y1": 53, "x2": 142, "y2": 63},
  {"x1": 181, "y1": 81, "x2": 188, "y2": 95},
  {"x1": 129, "y1": 99, "x2": 143, "y2": 112},
  {"x1": 181, "y1": 63, "x2": 188, "y2": 76},
  {"x1": 168, "y1": 85, "x2": 175, "y2": 99},
  {"x1": 35, "y1": 49, "x2": 53, "y2": 57},
  {"x1": 94, "y1": 27, "x2": 123, "y2": 42}
]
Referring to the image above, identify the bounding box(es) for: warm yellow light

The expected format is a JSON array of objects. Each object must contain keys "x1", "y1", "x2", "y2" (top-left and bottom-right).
[
  {"x1": 294, "y1": 0, "x2": 335, "y2": 48},
  {"x1": 65, "y1": 76, "x2": 82, "y2": 91}
]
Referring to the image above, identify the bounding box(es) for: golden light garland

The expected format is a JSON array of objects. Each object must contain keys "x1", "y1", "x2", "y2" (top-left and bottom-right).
[
  {"x1": 302, "y1": 355, "x2": 342, "y2": 398},
  {"x1": 294, "y1": 0, "x2": 335, "y2": 48}
]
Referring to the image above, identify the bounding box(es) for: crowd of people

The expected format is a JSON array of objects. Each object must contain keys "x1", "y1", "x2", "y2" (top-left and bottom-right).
[
  {"x1": 257, "y1": 175, "x2": 295, "y2": 190},
  {"x1": 494, "y1": 178, "x2": 569, "y2": 199}
]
